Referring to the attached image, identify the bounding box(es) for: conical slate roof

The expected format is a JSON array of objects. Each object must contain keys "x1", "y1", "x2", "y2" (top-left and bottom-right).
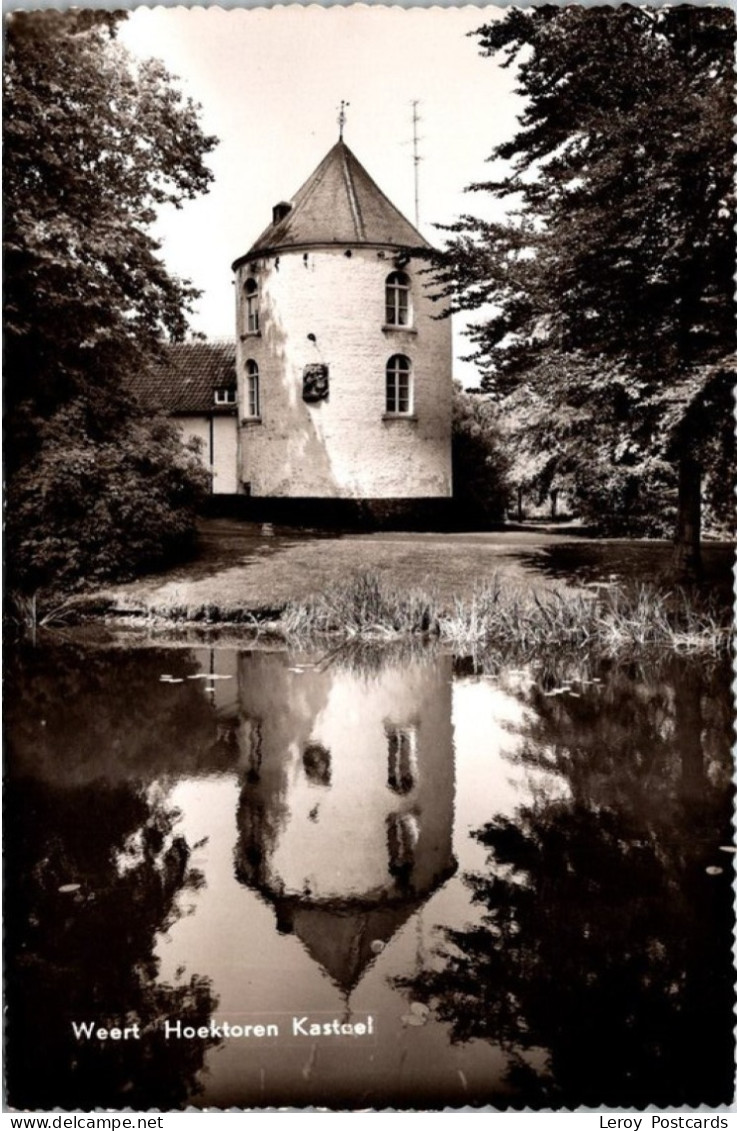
[
  {"x1": 233, "y1": 140, "x2": 430, "y2": 266},
  {"x1": 276, "y1": 898, "x2": 424, "y2": 994}
]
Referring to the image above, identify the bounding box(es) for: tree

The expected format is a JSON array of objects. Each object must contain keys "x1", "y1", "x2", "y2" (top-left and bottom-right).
[
  {"x1": 4, "y1": 641, "x2": 231, "y2": 1107},
  {"x1": 5, "y1": 777, "x2": 219, "y2": 1109},
  {"x1": 451, "y1": 383, "x2": 510, "y2": 524},
  {"x1": 435, "y1": 7, "x2": 735, "y2": 572},
  {"x1": 397, "y1": 655, "x2": 734, "y2": 1107},
  {"x1": 498, "y1": 353, "x2": 680, "y2": 534},
  {"x1": 3, "y1": 11, "x2": 217, "y2": 592}
]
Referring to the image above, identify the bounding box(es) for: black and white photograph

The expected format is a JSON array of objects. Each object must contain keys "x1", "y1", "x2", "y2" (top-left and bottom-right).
[{"x1": 3, "y1": 1, "x2": 735, "y2": 1115}]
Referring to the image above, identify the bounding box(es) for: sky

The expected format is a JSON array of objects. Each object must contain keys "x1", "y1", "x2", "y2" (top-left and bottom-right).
[{"x1": 119, "y1": 5, "x2": 524, "y2": 385}]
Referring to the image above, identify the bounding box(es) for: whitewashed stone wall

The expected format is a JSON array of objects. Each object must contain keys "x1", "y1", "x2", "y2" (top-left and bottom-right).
[
  {"x1": 177, "y1": 414, "x2": 239, "y2": 495},
  {"x1": 211, "y1": 415, "x2": 239, "y2": 495},
  {"x1": 235, "y1": 246, "x2": 452, "y2": 499},
  {"x1": 235, "y1": 652, "x2": 455, "y2": 903}
]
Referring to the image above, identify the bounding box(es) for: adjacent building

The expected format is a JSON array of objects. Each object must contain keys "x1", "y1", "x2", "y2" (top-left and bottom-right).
[{"x1": 132, "y1": 339, "x2": 238, "y2": 496}]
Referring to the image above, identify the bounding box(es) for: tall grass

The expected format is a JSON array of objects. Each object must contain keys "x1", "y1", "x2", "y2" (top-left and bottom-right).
[
  {"x1": 282, "y1": 570, "x2": 730, "y2": 655},
  {"x1": 34, "y1": 569, "x2": 729, "y2": 657},
  {"x1": 5, "y1": 590, "x2": 78, "y2": 642},
  {"x1": 282, "y1": 570, "x2": 439, "y2": 638}
]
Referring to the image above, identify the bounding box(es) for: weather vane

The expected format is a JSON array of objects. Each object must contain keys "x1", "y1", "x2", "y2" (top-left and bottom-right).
[{"x1": 338, "y1": 100, "x2": 350, "y2": 140}]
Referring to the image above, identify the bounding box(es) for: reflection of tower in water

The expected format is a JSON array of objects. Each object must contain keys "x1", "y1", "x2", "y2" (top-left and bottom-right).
[{"x1": 234, "y1": 652, "x2": 456, "y2": 992}]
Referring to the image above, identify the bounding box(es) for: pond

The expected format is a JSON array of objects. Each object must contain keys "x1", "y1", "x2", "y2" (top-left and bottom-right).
[{"x1": 4, "y1": 639, "x2": 734, "y2": 1111}]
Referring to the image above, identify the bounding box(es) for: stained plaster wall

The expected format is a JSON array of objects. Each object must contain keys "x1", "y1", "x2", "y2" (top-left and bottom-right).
[
  {"x1": 235, "y1": 247, "x2": 452, "y2": 499},
  {"x1": 177, "y1": 414, "x2": 239, "y2": 495},
  {"x1": 234, "y1": 652, "x2": 455, "y2": 904}
]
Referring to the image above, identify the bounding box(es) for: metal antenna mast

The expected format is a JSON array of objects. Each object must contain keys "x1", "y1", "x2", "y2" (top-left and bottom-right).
[
  {"x1": 338, "y1": 100, "x2": 350, "y2": 141},
  {"x1": 411, "y1": 100, "x2": 422, "y2": 229}
]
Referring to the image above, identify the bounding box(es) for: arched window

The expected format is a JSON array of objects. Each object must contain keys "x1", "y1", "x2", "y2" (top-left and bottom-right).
[
  {"x1": 244, "y1": 277, "x2": 259, "y2": 334},
  {"x1": 386, "y1": 725, "x2": 418, "y2": 794},
  {"x1": 385, "y1": 271, "x2": 411, "y2": 327},
  {"x1": 387, "y1": 812, "x2": 420, "y2": 884},
  {"x1": 245, "y1": 360, "x2": 260, "y2": 418},
  {"x1": 386, "y1": 355, "x2": 412, "y2": 415},
  {"x1": 303, "y1": 743, "x2": 331, "y2": 787}
]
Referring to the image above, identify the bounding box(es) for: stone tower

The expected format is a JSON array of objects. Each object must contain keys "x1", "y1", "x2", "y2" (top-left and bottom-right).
[{"x1": 231, "y1": 139, "x2": 452, "y2": 525}]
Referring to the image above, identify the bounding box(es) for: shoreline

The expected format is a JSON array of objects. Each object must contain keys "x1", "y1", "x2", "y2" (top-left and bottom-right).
[
  {"x1": 7, "y1": 523, "x2": 732, "y2": 655},
  {"x1": 11, "y1": 579, "x2": 730, "y2": 658}
]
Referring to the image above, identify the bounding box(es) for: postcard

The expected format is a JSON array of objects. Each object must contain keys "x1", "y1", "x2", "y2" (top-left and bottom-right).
[{"x1": 4, "y1": 2, "x2": 734, "y2": 1115}]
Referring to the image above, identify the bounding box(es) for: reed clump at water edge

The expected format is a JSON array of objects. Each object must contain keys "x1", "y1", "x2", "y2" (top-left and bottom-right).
[
  {"x1": 7, "y1": 569, "x2": 730, "y2": 656},
  {"x1": 280, "y1": 570, "x2": 730, "y2": 654}
]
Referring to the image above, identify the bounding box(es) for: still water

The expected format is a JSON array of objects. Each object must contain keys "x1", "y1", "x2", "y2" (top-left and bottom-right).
[{"x1": 4, "y1": 640, "x2": 734, "y2": 1110}]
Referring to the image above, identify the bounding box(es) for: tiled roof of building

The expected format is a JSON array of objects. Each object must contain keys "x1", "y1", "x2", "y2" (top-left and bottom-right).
[
  {"x1": 130, "y1": 340, "x2": 237, "y2": 415},
  {"x1": 234, "y1": 140, "x2": 430, "y2": 265}
]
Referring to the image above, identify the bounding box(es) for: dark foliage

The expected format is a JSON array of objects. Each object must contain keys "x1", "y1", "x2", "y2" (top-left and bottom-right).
[
  {"x1": 4, "y1": 11, "x2": 217, "y2": 592},
  {"x1": 4, "y1": 779, "x2": 218, "y2": 1110},
  {"x1": 434, "y1": 7, "x2": 735, "y2": 552},
  {"x1": 451, "y1": 383, "x2": 511, "y2": 524},
  {"x1": 6, "y1": 404, "x2": 209, "y2": 592},
  {"x1": 397, "y1": 656, "x2": 735, "y2": 1107}
]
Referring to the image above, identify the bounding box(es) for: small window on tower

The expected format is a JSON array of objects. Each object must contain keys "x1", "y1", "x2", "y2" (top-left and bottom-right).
[
  {"x1": 385, "y1": 355, "x2": 413, "y2": 415},
  {"x1": 385, "y1": 271, "x2": 411, "y2": 327},
  {"x1": 386, "y1": 725, "x2": 418, "y2": 794},
  {"x1": 244, "y1": 360, "x2": 260, "y2": 418},
  {"x1": 244, "y1": 277, "x2": 260, "y2": 334}
]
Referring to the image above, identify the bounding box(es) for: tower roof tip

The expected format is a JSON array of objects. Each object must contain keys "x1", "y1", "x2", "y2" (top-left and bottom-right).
[{"x1": 337, "y1": 99, "x2": 350, "y2": 141}]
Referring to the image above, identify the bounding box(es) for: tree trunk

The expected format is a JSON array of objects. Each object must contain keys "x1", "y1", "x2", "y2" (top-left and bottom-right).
[
  {"x1": 517, "y1": 486, "x2": 524, "y2": 524},
  {"x1": 550, "y1": 488, "x2": 558, "y2": 519},
  {"x1": 674, "y1": 661, "x2": 706, "y2": 802},
  {"x1": 673, "y1": 455, "x2": 702, "y2": 581}
]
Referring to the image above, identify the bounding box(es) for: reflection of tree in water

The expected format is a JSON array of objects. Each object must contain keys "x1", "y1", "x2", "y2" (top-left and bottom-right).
[
  {"x1": 5, "y1": 642, "x2": 230, "y2": 784},
  {"x1": 5, "y1": 778, "x2": 220, "y2": 1111},
  {"x1": 399, "y1": 656, "x2": 734, "y2": 1108},
  {"x1": 4, "y1": 643, "x2": 228, "y2": 1110}
]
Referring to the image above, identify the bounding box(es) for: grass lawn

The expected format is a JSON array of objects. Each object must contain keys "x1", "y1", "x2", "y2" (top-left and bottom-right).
[
  {"x1": 516, "y1": 538, "x2": 734, "y2": 607},
  {"x1": 88, "y1": 518, "x2": 733, "y2": 620}
]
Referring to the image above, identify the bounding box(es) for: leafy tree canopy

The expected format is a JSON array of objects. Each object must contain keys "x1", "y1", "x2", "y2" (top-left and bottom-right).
[
  {"x1": 435, "y1": 6, "x2": 735, "y2": 550},
  {"x1": 397, "y1": 656, "x2": 734, "y2": 1107},
  {"x1": 3, "y1": 11, "x2": 217, "y2": 591},
  {"x1": 4, "y1": 10, "x2": 217, "y2": 448}
]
